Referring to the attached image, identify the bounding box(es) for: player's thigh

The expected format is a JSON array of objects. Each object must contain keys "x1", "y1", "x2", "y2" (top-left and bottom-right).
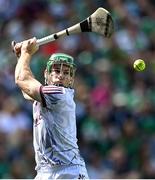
[
  {"x1": 34, "y1": 172, "x2": 53, "y2": 180},
  {"x1": 34, "y1": 165, "x2": 89, "y2": 179},
  {"x1": 57, "y1": 164, "x2": 89, "y2": 179}
]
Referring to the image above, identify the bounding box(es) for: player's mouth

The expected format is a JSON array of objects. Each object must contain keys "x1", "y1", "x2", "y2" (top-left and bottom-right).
[{"x1": 57, "y1": 81, "x2": 64, "y2": 85}]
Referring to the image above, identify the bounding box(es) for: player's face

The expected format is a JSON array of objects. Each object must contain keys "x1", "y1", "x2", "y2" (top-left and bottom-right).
[{"x1": 47, "y1": 64, "x2": 74, "y2": 87}]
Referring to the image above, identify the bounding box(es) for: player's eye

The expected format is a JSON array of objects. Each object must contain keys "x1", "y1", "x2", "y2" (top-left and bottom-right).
[
  {"x1": 63, "y1": 71, "x2": 70, "y2": 75},
  {"x1": 54, "y1": 69, "x2": 61, "y2": 74}
]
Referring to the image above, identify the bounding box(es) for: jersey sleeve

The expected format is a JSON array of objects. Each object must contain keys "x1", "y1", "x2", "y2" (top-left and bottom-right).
[{"x1": 39, "y1": 85, "x2": 65, "y2": 108}]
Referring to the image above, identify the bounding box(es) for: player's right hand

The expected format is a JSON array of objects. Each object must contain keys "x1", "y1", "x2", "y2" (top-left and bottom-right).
[{"x1": 21, "y1": 37, "x2": 39, "y2": 56}]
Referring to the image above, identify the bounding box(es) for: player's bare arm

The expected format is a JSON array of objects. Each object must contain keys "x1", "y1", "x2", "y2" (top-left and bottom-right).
[
  {"x1": 13, "y1": 41, "x2": 35, "y2": 101},
  {"x1": 21, "y1": 91, "x2": 35, "y2": 101},
  {"x1": 15, "y1": 37, "x2": 42, "y2": 102}
]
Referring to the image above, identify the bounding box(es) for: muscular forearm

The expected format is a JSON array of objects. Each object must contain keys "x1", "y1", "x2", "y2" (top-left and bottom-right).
[
  {"x1": 14, "y1": 51, "x2": 35, "y2": 101},
  {"x1": 15, "y1": 52, "x2": 38, "y2": 98},
  {"x1": 14, "y1": 38, "x2": 41, "y2": 102},
  {"x1": 15, "y1": 52, "x2": 34, "y2": 83}
]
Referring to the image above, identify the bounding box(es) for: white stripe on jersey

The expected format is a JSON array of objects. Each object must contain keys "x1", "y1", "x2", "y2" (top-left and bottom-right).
[{"x1": 42, "y1": 85, "x2": 65, "y2": 94}]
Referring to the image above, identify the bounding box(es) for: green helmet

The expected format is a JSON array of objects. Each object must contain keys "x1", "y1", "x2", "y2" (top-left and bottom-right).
[{"x1": 46, "y1": 53, "x2": 76, "y2": 73}]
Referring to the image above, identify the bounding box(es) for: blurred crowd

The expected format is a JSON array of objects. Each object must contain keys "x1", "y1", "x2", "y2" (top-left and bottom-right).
[{"x1": 0, "y1": 0, "x2": 155, "y2": 178}]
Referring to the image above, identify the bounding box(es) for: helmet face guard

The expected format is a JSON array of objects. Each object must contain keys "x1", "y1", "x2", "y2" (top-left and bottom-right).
[{"x1": 46, "y1": 53, "x2": 76, "y2": 88}]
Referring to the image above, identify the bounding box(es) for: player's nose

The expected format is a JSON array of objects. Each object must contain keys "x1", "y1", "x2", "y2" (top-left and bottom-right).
[{"x1": 58, "y1": 73, "x2": 64, "y2": 80}]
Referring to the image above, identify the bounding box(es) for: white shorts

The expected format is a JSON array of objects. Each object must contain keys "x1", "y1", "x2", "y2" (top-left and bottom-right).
[{"x1": 35, "y1": 164, "x2": 89, "y2": 179}]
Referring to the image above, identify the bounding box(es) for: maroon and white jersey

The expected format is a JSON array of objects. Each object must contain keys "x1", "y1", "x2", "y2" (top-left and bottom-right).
[{"x1": 33, "y1": 85, "x2": 85, "y2": 171}]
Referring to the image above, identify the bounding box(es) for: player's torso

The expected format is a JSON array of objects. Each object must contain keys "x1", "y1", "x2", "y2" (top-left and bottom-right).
[
  {"x1": 33, "y1": 88, "x2": 76, "y2": 134},
  {"x1": 32, "y1": 87, "x2": 85, "y2": 169}
]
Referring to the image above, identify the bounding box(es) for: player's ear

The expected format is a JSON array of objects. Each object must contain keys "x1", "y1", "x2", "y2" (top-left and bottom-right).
[
  {"x1": 44, "y1": 69, "x2": 46, "y2": 78},
  {"x1": 44, "y1": 69, "x2": 48, "y2": 85}
]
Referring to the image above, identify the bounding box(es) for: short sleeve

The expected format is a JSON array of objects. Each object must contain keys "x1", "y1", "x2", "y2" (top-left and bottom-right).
[{"x1": 40, "y1": 85, "x2": 65, "y2": 108}]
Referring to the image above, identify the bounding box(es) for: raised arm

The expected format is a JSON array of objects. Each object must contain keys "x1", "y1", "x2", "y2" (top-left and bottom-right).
[{"x1": 14, "y1": 37, "x2": 42, "y2": 102}]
